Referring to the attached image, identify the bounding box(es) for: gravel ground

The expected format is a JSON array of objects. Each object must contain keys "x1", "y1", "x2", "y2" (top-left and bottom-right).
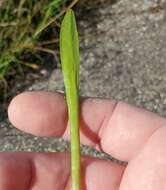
[{"x1": 0, "y1": 0, "x2": 166, "y2": 161}]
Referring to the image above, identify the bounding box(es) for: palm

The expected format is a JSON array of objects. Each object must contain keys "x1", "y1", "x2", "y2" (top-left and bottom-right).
[{"x1": 3, "y1": 91, "x2": 166, "y2": 190}]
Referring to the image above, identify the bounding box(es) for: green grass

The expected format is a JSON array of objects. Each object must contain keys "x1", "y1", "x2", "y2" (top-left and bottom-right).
[{"x1": 0, "y1": 0, "x2": 76, "y2": 80}]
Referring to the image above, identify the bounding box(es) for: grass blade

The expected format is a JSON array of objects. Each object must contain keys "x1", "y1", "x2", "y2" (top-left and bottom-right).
[{"x1": 60, "y1": 9, "x2": 80, "y2": 190}]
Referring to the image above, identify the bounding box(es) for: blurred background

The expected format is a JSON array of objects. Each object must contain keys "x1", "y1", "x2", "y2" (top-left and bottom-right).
[{"x1": 0, "y1": 0, "x2": 166, "y2": 157}]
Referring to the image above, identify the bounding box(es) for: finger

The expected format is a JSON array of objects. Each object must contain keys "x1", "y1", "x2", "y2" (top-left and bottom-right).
[
  {"x1": 8, "y1": 91, "x2": 166, "y2": 161},
  {"x1": 8, "y1": 91, "x2": 67, "y2": 137},
  {"x1": 0, "y1": 152, "x2": 124, "y2": 190},
  {"x1": 119, "y1": 126, "x2": 166, "y2": 190},
  {"x1": 8, "y1": 91, "x2": 116, "y2": 145}
]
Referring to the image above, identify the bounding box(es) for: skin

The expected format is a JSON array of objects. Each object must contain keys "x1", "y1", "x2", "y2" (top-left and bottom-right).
[{"x1": 3, "y1": 91, "x2": 166, "y2": 190}]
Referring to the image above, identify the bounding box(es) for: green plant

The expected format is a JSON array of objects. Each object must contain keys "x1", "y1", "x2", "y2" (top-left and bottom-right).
[
  {"x1": 60, "y1": 9, "x2": 80, "y2": 190},
  {"x1": 0, "y1": 0, "x2": 78, "y2": 80}
]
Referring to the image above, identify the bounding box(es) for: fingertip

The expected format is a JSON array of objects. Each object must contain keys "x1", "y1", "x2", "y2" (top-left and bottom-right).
[
  {"x1": 8, "y1": 92, "x2": 24, "y2": 127},
  {"x1": 8, "y1": 91, "x2": 67, "y2": 137}
]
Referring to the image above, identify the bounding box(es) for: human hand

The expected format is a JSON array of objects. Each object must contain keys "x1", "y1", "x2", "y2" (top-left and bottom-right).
[{"x1": 4, "y1": 91, "x2": 166, "y2": 189}]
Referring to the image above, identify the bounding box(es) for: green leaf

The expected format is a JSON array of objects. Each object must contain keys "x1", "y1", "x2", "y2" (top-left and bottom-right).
[{"x1": 60, "y1": 9, "x2": 80, "y2": 190}]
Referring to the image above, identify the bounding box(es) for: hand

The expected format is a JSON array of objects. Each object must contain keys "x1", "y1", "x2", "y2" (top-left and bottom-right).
[{"x1": 3, "y1": 91, "x2": 166, "y2": 190}]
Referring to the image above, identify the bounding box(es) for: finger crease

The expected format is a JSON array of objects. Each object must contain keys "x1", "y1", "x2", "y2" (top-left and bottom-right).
[
  {"x1": 28, "y1": 159, "x2": 36, "y2": 190},
  {"x1": 98, "y1": 101, "x2": 119, "y2": 140},
  {"x1": 131, "y1": 123, "x2": 166, "y2": 161},
  {"x1": 64, "y1": 173, "x2": 70, "y2": 190}
]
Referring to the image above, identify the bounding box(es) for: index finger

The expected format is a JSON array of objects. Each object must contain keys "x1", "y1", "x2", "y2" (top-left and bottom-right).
[{"x1": 8, "y1": 91, "x2": 166, "y2": 161}]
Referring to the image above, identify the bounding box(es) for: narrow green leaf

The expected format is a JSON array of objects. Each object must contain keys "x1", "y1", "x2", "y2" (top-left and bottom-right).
[{"x1": 60, "y1": 9, "x2": 80, "y2": 190}]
